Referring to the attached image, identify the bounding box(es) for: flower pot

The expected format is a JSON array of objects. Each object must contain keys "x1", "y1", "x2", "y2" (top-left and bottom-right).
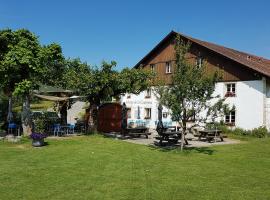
[{"x1": 32, "y1": 138, "x2": 45, "y2": 147}]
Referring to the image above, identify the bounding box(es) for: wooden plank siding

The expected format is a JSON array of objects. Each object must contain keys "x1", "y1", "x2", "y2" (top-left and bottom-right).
[{"x1": 140, "y1": 37, "x2": 261, "y2": 85}]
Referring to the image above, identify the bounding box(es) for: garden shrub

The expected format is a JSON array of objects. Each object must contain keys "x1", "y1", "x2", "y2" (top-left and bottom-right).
[
  {"x1": 208, "y1": 123, "x2": 269, "y2": 138},
  {"x1": 251, "y1": 126, "x2": 269, "y2": 138}
]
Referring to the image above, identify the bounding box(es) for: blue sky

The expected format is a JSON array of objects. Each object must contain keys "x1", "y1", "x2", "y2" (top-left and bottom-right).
[{"x1": 1, "y1": 0, "x2": 270, "y2": 70}]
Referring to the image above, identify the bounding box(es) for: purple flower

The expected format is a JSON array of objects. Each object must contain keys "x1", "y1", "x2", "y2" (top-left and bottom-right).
[{"x1": 30, "y1": 133, "x2": 47, "y2": 140}]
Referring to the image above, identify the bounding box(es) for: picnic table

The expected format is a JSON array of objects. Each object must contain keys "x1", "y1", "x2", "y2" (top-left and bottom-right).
[
  {"x1": 198, "y1": 129, "x2": 223, "y2": 142},
  {"x1": 155, "y1": 129, "x2": 188, "y2": 145},
  {"x1": 125, "y1": 127, "x2": 151, "y2": 138}
]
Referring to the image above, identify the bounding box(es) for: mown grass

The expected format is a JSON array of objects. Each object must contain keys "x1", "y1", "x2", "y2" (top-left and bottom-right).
[{"x1": 0, "y1": 135, "x2": 270, "y2": 200}]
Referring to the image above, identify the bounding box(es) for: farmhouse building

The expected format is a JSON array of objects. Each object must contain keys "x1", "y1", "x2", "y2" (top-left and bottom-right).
[{"x1": 121, "y1": 31, "x2": 270, "y2": 130}]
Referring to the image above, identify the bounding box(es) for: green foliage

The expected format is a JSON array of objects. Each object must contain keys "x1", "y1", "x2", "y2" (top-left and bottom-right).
[
  {"x1": 0, "y1": 29, "x2": 65, "y2": 95},
  {"x1": 250, "y1": 126, "x2": 269, "y2": 138},
  {"x1": 212, "y1": 123, "x2": 269, "y2": 138},
  {"x1": 33, "y1": 115, "x2": 46, "y2": 133},
  {"x1": 156, "y1": 35, "x2": 222, "y2": 128},
  {"x1": 0, "y1": 91, "x2": 8, "y2": 129},
  {"x1": 63, "y1": 59, "x2": 153, "y2": 103},
  {"x1": 0, "y1": 28, "x2": 65, "y2": 135}
]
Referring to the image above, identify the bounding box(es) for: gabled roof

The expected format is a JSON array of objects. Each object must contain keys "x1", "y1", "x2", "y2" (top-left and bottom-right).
[{"x1": 134, "y1": 31, "x2": 270, "y2": 77}]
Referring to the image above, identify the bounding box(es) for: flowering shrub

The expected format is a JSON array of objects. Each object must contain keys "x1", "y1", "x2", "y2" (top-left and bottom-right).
[
  {"x1": 30, "y1": 132, "x2": 47, "y2": 140},
  {"x1": 31, "y1": 115, "x2": 47, "y2": 140},
  {"x1": 225, "y1": 92, "x2": 235, "y2": 97}
]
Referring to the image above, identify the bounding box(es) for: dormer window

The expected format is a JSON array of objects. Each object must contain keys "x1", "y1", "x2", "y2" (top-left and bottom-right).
[
  {"x1": 225, "y1": 83, "x2": 236, "y2": 97},
  {"x1": 150, "y1": 64, "x2": 155, "y2": 72},
  {"x1": 165, "y1": 62, "x2": 171, "y2": 74}
]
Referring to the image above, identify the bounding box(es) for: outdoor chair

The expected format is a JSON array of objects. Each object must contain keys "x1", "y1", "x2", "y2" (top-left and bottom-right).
[
  {"x1": 8, "y1": 123, "x2": 19, "y2": 135},
  {"x1": 53, "y1": 124, "x2": 62, "y2": 136},
  {"x1": 68, "y1": 124, "x2": 75, "y2": 134}
]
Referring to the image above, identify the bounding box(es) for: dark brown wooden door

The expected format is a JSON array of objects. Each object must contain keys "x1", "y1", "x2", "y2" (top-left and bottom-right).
[{"x1": 97, "y1": 103, "x2": 122, "y2": 133}]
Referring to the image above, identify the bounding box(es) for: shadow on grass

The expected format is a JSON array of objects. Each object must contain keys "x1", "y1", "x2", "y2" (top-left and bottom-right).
[{"x1": 148, "y1": 143, "x2": 216, "y2": 155}]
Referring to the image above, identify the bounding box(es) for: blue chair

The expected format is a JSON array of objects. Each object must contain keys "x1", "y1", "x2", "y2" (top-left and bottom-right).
[
  {"x1": 68, "y1": 124, "x2": 75, "y2": 134},
  {"x1": 53, "y1": 124, "x2": 61, "y2": 136},
  {"x1": 8, "y1": 123, "x2": 17, "y2": 135}
]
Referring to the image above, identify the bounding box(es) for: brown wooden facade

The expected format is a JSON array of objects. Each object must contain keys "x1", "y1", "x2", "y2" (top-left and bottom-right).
[{"x1": 136, "y1": 33, "x2": 263, "y2": 85}]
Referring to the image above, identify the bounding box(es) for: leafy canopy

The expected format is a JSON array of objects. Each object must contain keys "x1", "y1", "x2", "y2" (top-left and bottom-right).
[
  {"x1": 63, "y1": 59, "x2": 153, "y2": 104},
  {"x1": 156, "y1": 35, "x2": 223, "y2": 126},
  {"x1": 0, "y1": 28, "x2": 64, "y2": 96}
]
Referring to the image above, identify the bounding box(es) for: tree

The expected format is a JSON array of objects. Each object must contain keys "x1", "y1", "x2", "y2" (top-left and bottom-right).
[
  {"x1": 63, "y1": 59, "x2": 153, "y2": 132},
  {"x1": 156, "y1": 35, "x2": 224, "y2": 150},
  {"x1": 0, "y1": 29, "x2": 64, "y2": 135}
]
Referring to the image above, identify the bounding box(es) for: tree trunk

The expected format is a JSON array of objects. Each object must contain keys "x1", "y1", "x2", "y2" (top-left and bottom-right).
[
  {"x1": 181, "y1": 121, "x2": 186, "y2": 151},
  {"x1": 181, "y1": 108, "x2": 187, "y2": 151},
  {"x1": 7, "y1": 95, "x2": 13, "y2": 123},
  {"x1": 87, "y1": 103, "x2": 99, "y2": 133},
  {"x1": 60, "y1": 102, "x2": 67, "y2": 125},
  {"x1": 21, "y1": 94, "x2": 32, "y2": 136}
]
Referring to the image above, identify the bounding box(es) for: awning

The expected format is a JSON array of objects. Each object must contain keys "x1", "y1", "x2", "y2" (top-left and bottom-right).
[
  {"x1": 34, "y1": 94, "x2": 69, "y2": 101},
  {"x1": 33, "y1": 85, "x2": 73, "y2": 94}
]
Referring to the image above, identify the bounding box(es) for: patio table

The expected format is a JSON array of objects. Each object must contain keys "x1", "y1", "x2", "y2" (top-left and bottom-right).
[{"x1": 155, "y1": 130, "x2": 189, "y2": 145}]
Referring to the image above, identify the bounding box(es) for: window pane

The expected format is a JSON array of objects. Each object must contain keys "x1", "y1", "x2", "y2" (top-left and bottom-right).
[
  {"x1": 225, "y1": 115, "x2": 230, "y2": 122},
  {"x1": 232, "y1": 84, "x2": 235, "y2": 93},
  {"x1": 226, "y1": 84, "x2": 231, "y2": 92},
  {"x1": 231, "y1": 111, "x2": 235, "y2": 122}
]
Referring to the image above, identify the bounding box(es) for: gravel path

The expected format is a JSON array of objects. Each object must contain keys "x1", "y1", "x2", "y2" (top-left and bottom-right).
[{"x1": 104, "y1": 131, "x2": 241, "y2": 148}]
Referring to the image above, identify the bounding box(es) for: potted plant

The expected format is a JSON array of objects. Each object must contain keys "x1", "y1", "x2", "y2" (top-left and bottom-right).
[{"x1": 30, "y1": 115, "x2": 47, "y2": 147}]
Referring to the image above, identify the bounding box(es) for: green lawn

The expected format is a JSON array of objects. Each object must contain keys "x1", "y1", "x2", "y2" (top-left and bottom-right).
[{"x1": 0, "y1": 135, "x2": 270, "y2": 200}]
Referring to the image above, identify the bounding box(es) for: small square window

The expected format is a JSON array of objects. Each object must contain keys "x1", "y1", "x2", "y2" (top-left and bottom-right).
[
  {"x1": 165, "y1": 62, "x2": 171, "y2": 74},
  {"x1": 162, "y1": 112, "x2": 168, "y2": 118},
  {"x1": 225, "y1": 110, "x2": 235, "y2": 126},
  {"x1": 127, "y1": 94, "x2": 131, "y2": 99},
  {"x1": 150, "y1": 64, "x2": 155, "y2": 72},
  {"x1": 225, "y1": 83, "x2": 236, "y2": 97},
  {"x1": 196, "y1": 57, "x2": 203, "y2": 68}
]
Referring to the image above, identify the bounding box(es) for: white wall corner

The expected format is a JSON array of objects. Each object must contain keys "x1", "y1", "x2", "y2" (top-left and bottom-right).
[{"x1": 262, "y1": 77, "x2": 267, "y2": 127}]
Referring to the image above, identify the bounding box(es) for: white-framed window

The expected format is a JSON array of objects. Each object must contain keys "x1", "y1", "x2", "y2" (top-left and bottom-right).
[
  {"x1": 145, "y1": 89, "x2": 151, "y2": 98},
  {"x1": 150, "y1": 64, "x2": 155, "y2": 72},
  {"x1": 225, "y1": 110, "x2": 235, "y2": 125},
  {"x1": 127, "y1": 108, "x2": 131, "y2": 119},
  {"x1": 225, "y1": 83, "x2": 236, "y2": 97},
  {"x1": 165, "y1": 62, "x2": 171, "y2": 74},
  {"x1": 162, "y1": 112, "x2": 168, "y2": 119},
  {"x1": 127, "y1": 93, "x2": 131, "y2": 99},
  {"x1": 196, "y1": 57, "x2": 203, "y2": 68},
  {"x1": 145, "y1": 108, "x2": 151, "y2": 119}
]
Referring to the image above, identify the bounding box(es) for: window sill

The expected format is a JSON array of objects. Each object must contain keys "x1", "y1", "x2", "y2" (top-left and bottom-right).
[
  {"x1": 165, "y1": 72, "x2": 172, "y2": 74},
  {"x1": 225, "y1": 93, "x2": 236, "y2": 97},
  {"x1": 225, "y1": 122, "x2": 235, "y2": 126}
]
